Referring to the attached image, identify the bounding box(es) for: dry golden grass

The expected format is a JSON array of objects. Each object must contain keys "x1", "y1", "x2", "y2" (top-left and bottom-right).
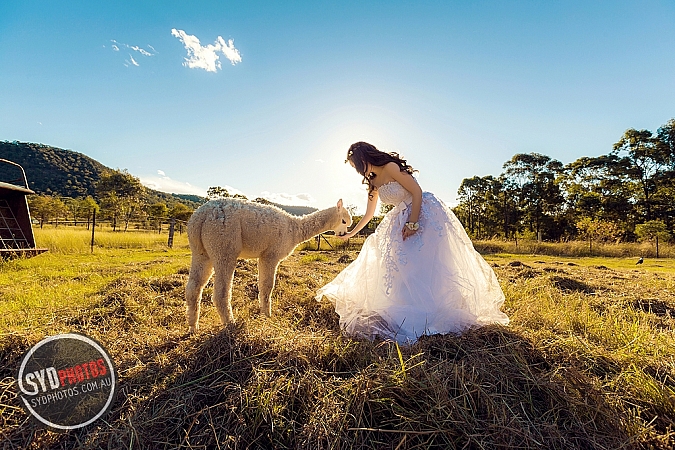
[
  {"x1": 1, "y1": 235, "x2": 674, "y2": 449},
  {"x1": 474, "y1": 238, "x2": 675, "y2": 259}
]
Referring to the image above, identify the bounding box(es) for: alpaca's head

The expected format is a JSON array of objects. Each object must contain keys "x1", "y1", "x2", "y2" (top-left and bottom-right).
[{"x1": 331, "y1": 199, "x2": 352, "y2": 236}]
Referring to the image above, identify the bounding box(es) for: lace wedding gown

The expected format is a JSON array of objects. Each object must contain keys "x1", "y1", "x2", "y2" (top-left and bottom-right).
[{"x1": 316, "y1": 181, "x2": 509, "y2": 343}]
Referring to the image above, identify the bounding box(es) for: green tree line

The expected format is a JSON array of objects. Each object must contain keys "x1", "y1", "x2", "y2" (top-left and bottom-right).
[
  {"x1": 28, "y1": 169, "x2": 194, "y2": 231},
  {"x1": 26, "y1": 176, "x2": 317, "y2": 232},
  {"x1": 454, "y1": 119, "x2": 675, "y2": 245}
]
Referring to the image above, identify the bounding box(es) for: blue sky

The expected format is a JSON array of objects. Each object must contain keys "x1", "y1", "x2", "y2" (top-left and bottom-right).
[{"x1": 1, "y1": 1, "x2": 674, "y2": 212}]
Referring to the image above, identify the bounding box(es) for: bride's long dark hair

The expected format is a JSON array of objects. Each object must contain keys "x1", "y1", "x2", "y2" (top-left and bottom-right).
[{"x1": 346, "y1": 142, "x2": 416, "y2": 197}]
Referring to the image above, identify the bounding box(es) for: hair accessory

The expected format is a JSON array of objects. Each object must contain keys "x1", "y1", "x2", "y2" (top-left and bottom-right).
[{"x1": 405, "y1": 222, "x2": 419, "y2": 231}]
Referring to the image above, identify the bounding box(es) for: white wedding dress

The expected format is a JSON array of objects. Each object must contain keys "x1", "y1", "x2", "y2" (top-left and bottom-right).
[{"x1": 316, "y1": 181, "x2": 509, "y2": 343}]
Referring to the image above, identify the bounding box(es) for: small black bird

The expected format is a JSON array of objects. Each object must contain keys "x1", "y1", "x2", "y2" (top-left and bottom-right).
[{"x1": 636, "y1": 257, "x2": 644, "y2": 265}]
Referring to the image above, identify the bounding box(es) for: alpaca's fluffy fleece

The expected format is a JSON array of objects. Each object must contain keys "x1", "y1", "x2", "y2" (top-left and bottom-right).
[{"x1": 185, "y1": 198, "x2": 351, "y2": 332}]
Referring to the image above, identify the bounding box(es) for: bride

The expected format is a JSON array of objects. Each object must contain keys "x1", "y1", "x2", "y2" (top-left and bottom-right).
[{"x1": 316, "y1": 142, "x2": 509, "y2": 343}]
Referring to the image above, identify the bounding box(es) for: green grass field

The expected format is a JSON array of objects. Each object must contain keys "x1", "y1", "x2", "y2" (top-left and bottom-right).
[{"x1": 1, "y1": 230, "x2": 674, "y2": 449}]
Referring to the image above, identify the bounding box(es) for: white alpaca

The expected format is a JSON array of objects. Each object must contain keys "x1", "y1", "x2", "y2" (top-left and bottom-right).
[{"x1": 185, "y1": 198, "x2": 352, "y2": 332}]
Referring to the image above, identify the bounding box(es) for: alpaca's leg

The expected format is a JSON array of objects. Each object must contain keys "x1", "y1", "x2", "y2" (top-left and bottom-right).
[
  {"x1": 258, "y1": 257, "x2": 280, "y2": 317},
  {"x1": 212, "y1": 256, "x2": 237, "y2": 325},
  {"x1": 185, "y1": 254, "x2": 213, "y2": 333}
]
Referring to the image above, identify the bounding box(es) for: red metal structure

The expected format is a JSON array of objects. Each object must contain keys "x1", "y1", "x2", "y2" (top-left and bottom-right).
[{"x1": 0, "y1": 159, "x2": 47, "y2": 258}]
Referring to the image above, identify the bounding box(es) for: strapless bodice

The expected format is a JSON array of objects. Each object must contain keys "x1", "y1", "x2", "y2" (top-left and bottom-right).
[{"x1": 378, "y1": 181, "x2": 413, "y2": 206}]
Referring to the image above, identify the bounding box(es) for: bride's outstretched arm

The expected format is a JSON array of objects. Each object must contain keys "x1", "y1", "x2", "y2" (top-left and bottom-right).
[{"x1": 338, "y1": 190, "x2": 379, "y2": 240}]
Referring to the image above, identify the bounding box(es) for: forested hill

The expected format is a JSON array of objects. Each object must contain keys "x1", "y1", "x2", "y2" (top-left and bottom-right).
[
  {"x1": 0, "y1": 141, "x2": 208, "y2": 208},
  {"x1": 0, "y1": 141, "x2": 106, "y2": 197},
  {"x1": 0, "y1": 141, "x2": 317, "y2": 215}
]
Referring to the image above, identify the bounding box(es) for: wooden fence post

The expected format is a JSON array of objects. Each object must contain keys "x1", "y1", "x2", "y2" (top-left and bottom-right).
[
  {"x1": 90, "y1": 210, "x2": 96, "y2": 253},
  {"x1": 168, "y1": 218, "x2": 175, "y2": 248}
]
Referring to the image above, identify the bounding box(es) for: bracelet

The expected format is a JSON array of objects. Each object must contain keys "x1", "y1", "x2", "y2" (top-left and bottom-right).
[{"x1": 405, "y1": 222, "x2": 419, "y2": 231}]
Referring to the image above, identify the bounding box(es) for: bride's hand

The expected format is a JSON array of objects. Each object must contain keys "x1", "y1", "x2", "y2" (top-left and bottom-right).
[
  {"x1": 402, "y1": 227, "x2": 417, "y2": 240},
  {"x1": 337, "y1": 232, "x2": 354, "y2": 241}
]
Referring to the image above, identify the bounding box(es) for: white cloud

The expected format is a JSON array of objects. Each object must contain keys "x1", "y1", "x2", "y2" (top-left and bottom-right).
[
  {"x1": 216, "y1": 36, "x2": 241, "y2": 65},
  {"x1": 130, "y1": 45, "x2": 153, "y2": 56},
  {"x1": 109, "y1": 39, "x2": 157, "y2": 67},
  {"x1": 140, "y1": 173, "x2": 253, "y2": 201},
  {"x1": 221, "y1": 185, "x2": 247, "y2": 197},
  {"x1": 140, "y1": 173, "x2": 207, "y2": 197},
  {"x1": 171, "y1": 29, "x2": 242, "y2": 72},
  {"x1": 259, "y1": 191, "x2": 315, "y2": 206},
  {"x1": 140, "y1": 172, "x2": 311, "y2": 206}
]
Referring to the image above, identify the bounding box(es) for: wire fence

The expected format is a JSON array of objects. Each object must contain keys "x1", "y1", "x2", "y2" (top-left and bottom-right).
[
  {"x1": 34, "y1": 212, "x2": 190, "y2": 252},
  {"x1": 33, "y1": 215, "x2": 370, "y2": 254}
]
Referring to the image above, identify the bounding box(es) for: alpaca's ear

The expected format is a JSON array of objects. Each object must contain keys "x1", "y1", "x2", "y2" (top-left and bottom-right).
[{"x1": 337, "y1": 199, "x2": 343, "y2": 209}]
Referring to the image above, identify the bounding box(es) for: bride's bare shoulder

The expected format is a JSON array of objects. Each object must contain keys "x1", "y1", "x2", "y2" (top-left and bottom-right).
[{"x1": 382, "y1": 162, "x2": 401, "y2": 174}]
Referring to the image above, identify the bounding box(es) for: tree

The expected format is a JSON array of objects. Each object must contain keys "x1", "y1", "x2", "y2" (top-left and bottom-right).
[
  {"x1": 612, "y1": 128, "x2": 670, "y2": 222},
  {"x1": 169, "y1": 203, "x2": 193, "y2": 222},
  {"x1": 53, "y1": 198, "x2": 68, "y2": 226},
  {"x1": 253, "y1": 197, "x2": 272, "y2": 205},
  {"x1": 452, "y1": 119, "x2": 675, "y2": 243},
  {"x1": 575, "y1": 218, "x2": 622, "y2": 253},
  {"x1": 635, "y1": 220, "x2": 670, "y2": 258},
  {"x1": 28, "y1": 196, "x2": 67, "y2": 227},
  {"x1": 655, "y1": 119, "x2": 675, "y2": 230},
  {"x1": 456, "y1": 173, "x2": 531, "y2": 240},
  {"x1": 96, "y1": 169, "x2": 144, "y2": 231},
  {"x1": 656, "y1": 119, "x2": 675, "y2": 170},
  {"x1": 147, "y1": 202, "x2": 168, "y2": 218},
  {"x1": 77, "y1": 196, "x2": 99, "y2": 229},
  {"x1": 147, "y1": 203, "x2": 168, "y2": 232},
  {"x1": 457, "y1": 176, "x2": 493, "y2": 237},
  {"x1": 502, "y1": 153, "x2": 564, "y2": 240},
  {"x1": 560, "y1": 155, "x2": 635, "y2": 241},
  {"x1": 64, "y1": 198, "x2": 80, "y2": 225},
  {"x1": 207, "y1": 186, "x2": 230, "y2": 199},
  {"x1": 28, "y1": 195, "x2": 54, "y2": 228},
  {"x1": 478, "y1": 175, "x2": 522, "y2": 239}
]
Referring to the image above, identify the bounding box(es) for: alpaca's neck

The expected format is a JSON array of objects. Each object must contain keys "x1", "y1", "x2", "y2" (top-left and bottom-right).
[{"x1": 296, "y1": 207, "x2": 337, "y2": 242}]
